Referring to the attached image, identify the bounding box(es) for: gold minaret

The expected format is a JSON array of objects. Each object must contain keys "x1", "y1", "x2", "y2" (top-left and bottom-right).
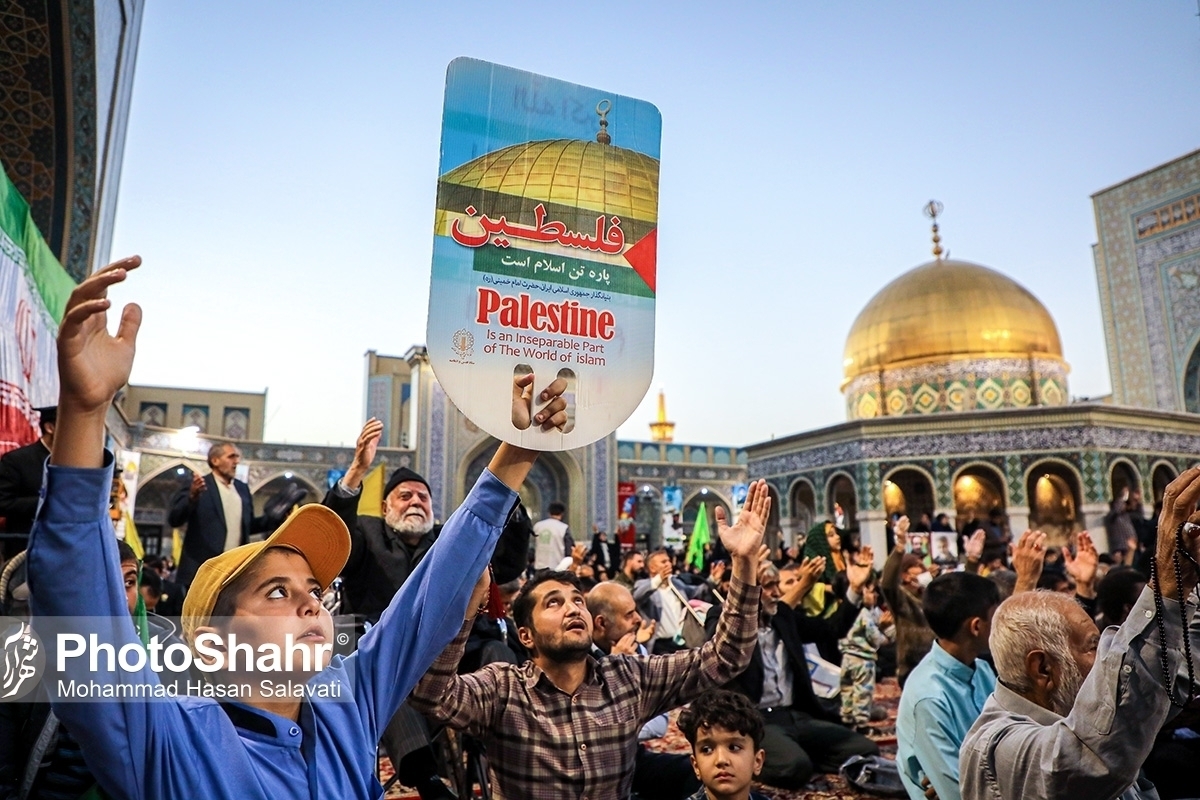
[{"x1": 648, "y1": 390, "x2": 676, "y2": 442}]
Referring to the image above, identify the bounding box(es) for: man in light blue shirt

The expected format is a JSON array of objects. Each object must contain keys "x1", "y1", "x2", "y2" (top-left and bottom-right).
[{"x1": 896, "y1": 571, "x2": 1000, "y2": 800}]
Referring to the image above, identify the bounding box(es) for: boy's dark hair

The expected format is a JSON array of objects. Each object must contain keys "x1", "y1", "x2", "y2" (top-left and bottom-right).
[
  {"x1": 1097, "y1": 566, "x2": 1146, "y2": 625},
  {"x1": 511, "y1": 570, "x2": 583, "y2": 629},
  {"x1": 140, "y1": 566, "x2": 163, "y2": 597},
  {"x1": 117, "y1": 541, "x2": 138, "y2": 565},
  {"x1": 678, "y1": 689, "x2": 765, "y2": 748},
  {"x1": 922, "y1": 572, "x2": 1000, "y2": 639},
  {"x1": 548, "y1": 502, "x2": 566, "y2": 516}
]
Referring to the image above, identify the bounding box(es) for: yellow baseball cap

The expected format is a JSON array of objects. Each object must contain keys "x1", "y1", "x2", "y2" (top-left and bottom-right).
[{"x1": 181, "y1": 503, "x2": 350, "y2": 642}]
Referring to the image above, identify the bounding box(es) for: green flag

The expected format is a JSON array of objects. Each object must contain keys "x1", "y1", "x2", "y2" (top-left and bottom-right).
[{"x1": 686, "y1": 502, "x2": 710, "y2": 570}]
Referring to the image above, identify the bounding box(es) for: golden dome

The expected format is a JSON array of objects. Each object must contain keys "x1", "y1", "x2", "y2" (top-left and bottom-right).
[
  {"x1": 438, "y1": 139, "x2": 659, "y2": 223},
  {"x1": 842, "y1": 259, "x2": 1064, "y2": 384}
]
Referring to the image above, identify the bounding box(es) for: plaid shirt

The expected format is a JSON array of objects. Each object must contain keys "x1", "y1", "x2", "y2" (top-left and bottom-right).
[{"x1": 410, "y1": 576, "x2": 761, "y2": 800}]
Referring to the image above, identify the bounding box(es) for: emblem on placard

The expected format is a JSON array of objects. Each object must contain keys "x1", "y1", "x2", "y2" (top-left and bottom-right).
[{"x1": 450, "y1": 329, "x2": 475, "y2": 363}]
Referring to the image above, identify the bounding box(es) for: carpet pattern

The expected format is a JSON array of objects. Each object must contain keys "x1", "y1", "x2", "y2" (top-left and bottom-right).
[{"x1": 382, "y1": 679, "x2": 902, "y2": 799}]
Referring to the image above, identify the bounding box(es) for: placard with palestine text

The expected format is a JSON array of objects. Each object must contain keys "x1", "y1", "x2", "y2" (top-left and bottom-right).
[{"x1": 427, "y1": 58, "x2": 660, "y2": 451}]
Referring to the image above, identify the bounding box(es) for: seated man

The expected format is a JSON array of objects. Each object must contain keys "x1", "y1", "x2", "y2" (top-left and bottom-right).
[
  {"x1": 634, "y1": 548, "x2": 708, "y2": 653},
  {"x1": 409, "y1": 481, "x2": 774, "y2": 798},
  {"x1": 896, "y1": 571, "x2": 1000, "y2": 800},
  {"x1": 26, "y1": 257, "x2": 566, "y2": 799},
  {"x1": 961, "y1": 466, "x2": 1200, "y2": 800},
  {"x1": 715, "y1": 558, "x2": 879, "y2": 789}
]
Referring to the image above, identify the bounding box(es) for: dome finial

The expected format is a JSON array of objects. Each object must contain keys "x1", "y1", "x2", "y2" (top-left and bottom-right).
[
  {"x1": 924, "y1": 200, "x2": 945, "y2": 259},
  {"x1": 595, "y1": 99, "x2": 612, "y2": 145}
]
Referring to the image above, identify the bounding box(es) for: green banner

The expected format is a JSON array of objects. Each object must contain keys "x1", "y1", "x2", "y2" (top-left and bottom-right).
[{"x1": 473, "y1": 246, "x2": 654, "y2": 299}]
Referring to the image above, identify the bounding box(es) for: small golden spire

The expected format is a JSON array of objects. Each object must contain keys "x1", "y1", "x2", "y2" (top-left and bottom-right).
[
  {"x1": 924, "y1": 200, "x2": 945, "y2": 259},
  {"x1": 648, "y1": 389, "x2": 675, "y2": 442},
  {"x1": 595, "y1": 100, "x2": 612, "y2": 145}
]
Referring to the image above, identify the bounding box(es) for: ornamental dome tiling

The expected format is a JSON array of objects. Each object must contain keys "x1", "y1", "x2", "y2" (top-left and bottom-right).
[{"x1": 841, "y1": 258, "x2": 1070, "y2": 419}]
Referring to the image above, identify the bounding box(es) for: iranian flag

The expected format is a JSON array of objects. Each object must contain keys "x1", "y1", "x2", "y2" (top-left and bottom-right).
[{"x1": 0, "y1": 166, "x2": 75, "y2": 453}]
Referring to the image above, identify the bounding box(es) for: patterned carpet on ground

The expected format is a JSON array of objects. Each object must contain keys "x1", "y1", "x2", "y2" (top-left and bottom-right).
[{"x1": 382, "y1": 679, "x2": 901, "y2": 799}]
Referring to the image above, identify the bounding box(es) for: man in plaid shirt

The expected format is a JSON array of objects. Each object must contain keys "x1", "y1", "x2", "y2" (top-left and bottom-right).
[{"x1": 409, "y1": 480, "x2": 772, "y2": 799}]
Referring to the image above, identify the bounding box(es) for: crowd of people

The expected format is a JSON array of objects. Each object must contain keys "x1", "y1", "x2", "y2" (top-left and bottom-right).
[{"x1": 2, "y1": 256, "x2": 1200, "y2": 800}]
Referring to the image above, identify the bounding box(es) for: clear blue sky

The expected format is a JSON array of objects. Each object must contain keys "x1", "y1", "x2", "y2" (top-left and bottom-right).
[{"x1": 107, "y1": 1, "x2": 1200, "y2": 447}]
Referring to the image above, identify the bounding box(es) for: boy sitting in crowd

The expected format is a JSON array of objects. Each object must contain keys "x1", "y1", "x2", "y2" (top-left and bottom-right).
[{"x1": 678, "y1": 690, "x2": 773, "y2": 800}]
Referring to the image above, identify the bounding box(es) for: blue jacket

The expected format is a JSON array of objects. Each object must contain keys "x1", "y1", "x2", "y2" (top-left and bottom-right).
[{"x1": 27, "y1": 454, "x2": 515, "y2": 800}]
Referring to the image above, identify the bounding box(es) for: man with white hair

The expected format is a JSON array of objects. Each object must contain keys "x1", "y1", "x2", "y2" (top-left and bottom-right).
[{"x1": 960, "y1": 467, "x2": 1200, "y2": 800}]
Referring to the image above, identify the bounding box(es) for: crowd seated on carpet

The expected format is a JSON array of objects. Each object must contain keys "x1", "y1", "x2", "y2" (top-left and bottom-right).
[{"x1": 4, "y1": 258, "x2": 1200, "y2": 800}]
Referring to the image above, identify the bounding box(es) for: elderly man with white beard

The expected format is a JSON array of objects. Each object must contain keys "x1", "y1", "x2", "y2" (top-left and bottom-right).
[{"x1": 960, "y1": 466, "x2": 1200, "y2": 800}]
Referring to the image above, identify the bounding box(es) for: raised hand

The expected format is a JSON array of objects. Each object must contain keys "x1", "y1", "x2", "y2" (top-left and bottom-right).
[
  {"x1": 188, "y1": 472, "x2": 206, "y2": 502},
  {"x1": 847, "y1": 545, "x2": 875, "y2": 592},
  {"x1": 708, "y1": 560, "x2": 727, "y2": 584},
  {"x1": 512, "y1": 372, "x2": 569, "y2": 432},
  {"x1": 1011, "y1": 529, "x2": 1047, "y2": 594},
  {"x1": 787, "y1": 556, "x2": 825, "y2": 604},
  {"x1": 612, "y1": 631, "x2": 640, "y2": 655},
  {"x1": 1155, "y1": 467, "x2": 1200, "y2": 599},
  {"x1": 893, "y1": 515, "x2": 910, "y2": 553},
  {"x1": 58, "y1": 257, "x2": 142, "y2": 415},
  {"x1": 53, "y1": 257, "x2": 142, "y2": 469},
  {"x1": 570, "y1": 543, "x2": 588, "y2": 566},
  {"x1": 352, "y1": 418, "x2": 383, "y2": 471},
  {"x1": 1063, "y1": 530, "x2": 1098, "y2": 593},
  {"x1": 716, "y1": 480, "x2": 771, "y2": 561},
  {"x1": 635, "y1": 619, "x2": 656, "y2": 644},
  {"x1": 964, "y1": 529, "x2": 986, "y2": 562},
  {"x1": 341, "y1": 418, "x2": 384, "y2": 490}
]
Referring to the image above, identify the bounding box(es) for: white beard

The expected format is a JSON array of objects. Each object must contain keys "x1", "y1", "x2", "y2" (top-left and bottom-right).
[
  {"x1": 1050, "y1": 657, "x2": 1084, "y2": 716},
  {"x1": 385, "y1": 508, "x2": 434, "y2": 536}
]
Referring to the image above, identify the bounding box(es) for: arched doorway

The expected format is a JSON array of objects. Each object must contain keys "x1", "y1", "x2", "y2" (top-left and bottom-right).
[
  {"x1": 826, "y1": 474, "x2": 858, "y2": 533},
  {"x1": 1152, "y1": 462, "x2": 1178, "y2": 513},
  {"x1": 790, "y1": 479, "x2": 816, "y2": 538},
  {"x1": 252, "y1": 474, "x2": 322, "y2": 535},
  {"x1": 883, "y1": 467, "x2": 935, "y2": 528},
  {"x1": 682, "y1": 489, "x2": 731, "y2": 558},
  {"x1": 1185, "y1": 340, "x2": 1200, "y2": 414},
  {"x1": 1109, "y1": 460, "x2": 1141, "y2": 503},
  {"x1": 134, "y1": 466, "x2": 195, "y2": 558},
  {"x1": 632, "y1": 485, "x2": 662, "y2": 551},
  {"x1": 1027, "y1": 461, "x2": 1083, "y2": 547},
  {"x1": 764, "y1": 485, "x2": 782, "y2": 552},
  {"x1": 953, "y1": 464, "x2": 1007, "y2": 533},
  {"x1": 464, "y1": 443, "x2": 571, "y2": 523}
]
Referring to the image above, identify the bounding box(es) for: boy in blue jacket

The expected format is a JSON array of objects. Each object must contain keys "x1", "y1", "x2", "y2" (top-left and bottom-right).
[{"x1": 26, "y1": 256, "x2": 568, "y2": 799}]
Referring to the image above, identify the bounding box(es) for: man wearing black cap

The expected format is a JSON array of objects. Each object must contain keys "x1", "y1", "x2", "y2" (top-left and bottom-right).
[
  {"x1": 0, "y1": 406, "x2": 55, "y2": 557},
  {"x1": 323, "y1": 417, "x2": 536, "y2": 799}
]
